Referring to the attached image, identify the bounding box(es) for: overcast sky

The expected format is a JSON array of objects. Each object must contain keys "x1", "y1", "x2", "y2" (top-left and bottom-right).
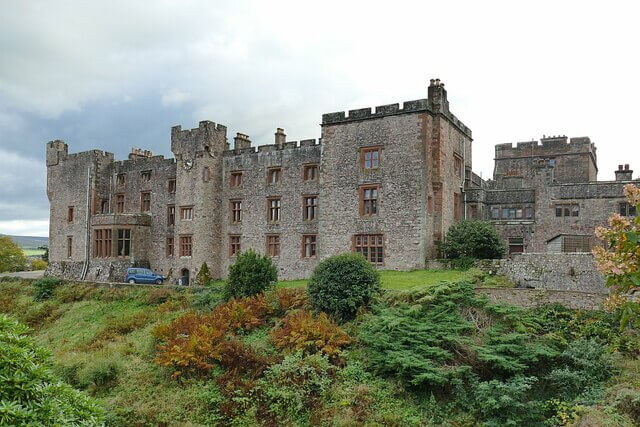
[{"x1": 1, "y1": 0, "x2": 639, "y2": 237}]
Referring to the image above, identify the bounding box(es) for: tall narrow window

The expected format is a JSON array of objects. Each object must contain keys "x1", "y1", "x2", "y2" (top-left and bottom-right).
[
  {"x1": 267, "y1": 168, "x2": 282, "y2": 184},
  {"x1": 359, "y1": 185, "x2": 379, "y2": 216},
  {"x1": 141, "y1": 170, "x2": 151, "y2": 181},
  {"x1": 116, "y1": 194, "x2": 125, "y2": 213},
  {"x1": 229, "y1": 235, "x2": 241, "y2": 257},
  {"x1": 180, "y1": 206, "x2": 193, "y2": 220},
  {"x1": 100, "y1": 199, "x2": 109, "y2": 214},
  {"x1": 179, "y1": 235, "x2": 192, "y2": 257},
  {"x1": 231, "y1": 200, "x2": 242, "y2": 223},
  {"x1": 266, "y1": 234, "x2": 280, "y2": 256},
  {"x1": 303, "y1": 195, "x2": 318, "y2": 221},
  {"x1": 168, "y1": 179, "x2": 176, "y2": 193},
  {"x1": 360, "y1": 147, "x2": 380, "y2": 169},
  {"x1": 303, "y1": 164, "x2": 318, "y2": 181},
  {"x1": 268, "y1": 197, "x2": 281, "y2": 222},
  {"x1": 167, "y1": 205, "x2": 175, "y2": 226},
  {"x1": 93, "y1": 229, "x2": 112, "y2": 258},
  {"x1": 454, "y1": 193, "x2": 462, "y2": 220},
  {"x1": 230, "y1": 171, "x2": 243, "y2": 187},
  {"x1": 141, "y1": 192, "x2": 151, "y2": 212},
  {"x1": 117, "y1": 173, "x2": 125, "y2": 186},
  {"x1": 116, "y1": 229, "x2": 131, "y2": 257},
  {"x1": 302, "y1": 234, "x2": 317, "y2": 258},
  {"x1": 491, "y1": 207, "x2": 500, "y2": 219},
  {"x1": 67, "y1": 236, "x2": 73, "y2": 258},
  {"x1": 67, "y1": 206, "x2": 74, "y2": 223},
  {"x1": 353, "y1": 234, "x2": 384, "y2": 264},
  {"x1": 202, "y1": 167, "x2": 211, "y2": 182},
  {"x1": 166, "y1": 237, "x2": 174, "y2": 257}
]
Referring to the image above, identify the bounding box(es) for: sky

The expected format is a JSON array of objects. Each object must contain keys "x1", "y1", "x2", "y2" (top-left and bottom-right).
[{"x1": 1, "y1": 0, "x2": 639, "y2": 237}]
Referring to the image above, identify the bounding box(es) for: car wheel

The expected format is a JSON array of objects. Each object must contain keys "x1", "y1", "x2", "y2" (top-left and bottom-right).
[
  {"x1": 155, "y1": 279, "x2": 162, "y2": 285},
  {"x1": 128, "y1": 279, "x2": 136, "y2": 284}
]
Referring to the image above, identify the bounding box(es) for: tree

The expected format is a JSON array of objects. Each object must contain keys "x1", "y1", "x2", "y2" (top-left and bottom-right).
[
  {"x1": 0, "y1": 236, "x2": 26, "y2": 273},
  {"x1": 196, "y1": 262, "x2": 212, "y2": 286},
  {"x1": 440, "y1": 220, "x2": 505, "y2": 260},
  {"x1": 308, "y1": 253, "x2": 380, "y2": 323},
  {"x1": 593, "y1": 184, "x2": 640, "y2": 326},
  {"x1": 225, "y1": 249, "x2": 277, "y2": 298},
  {"x1": 38, "y1": 245, "x2": 49, "y2": 263}
]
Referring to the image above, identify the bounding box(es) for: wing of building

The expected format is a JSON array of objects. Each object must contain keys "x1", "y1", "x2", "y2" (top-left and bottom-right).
[{"x1": 45, "y1": 79, "x2": 637, "y2": 283}]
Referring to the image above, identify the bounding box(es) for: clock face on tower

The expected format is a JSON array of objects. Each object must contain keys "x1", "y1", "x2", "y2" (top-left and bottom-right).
[{"x1": 183, "y1": 159, "x2": 194, "y2": 170}]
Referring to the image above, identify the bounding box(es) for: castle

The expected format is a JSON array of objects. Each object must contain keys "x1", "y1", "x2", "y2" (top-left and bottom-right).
[{"x1": 45, "y1": 79, "x2": 638, "y2": 283}]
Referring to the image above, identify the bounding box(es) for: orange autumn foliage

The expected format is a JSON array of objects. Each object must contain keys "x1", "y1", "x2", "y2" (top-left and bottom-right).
[{"x1": 271, "y1": 310, "x2": 351, "y2": 358}]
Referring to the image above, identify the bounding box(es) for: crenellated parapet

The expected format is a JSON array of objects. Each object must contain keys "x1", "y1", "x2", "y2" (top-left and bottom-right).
[
  {"x1": 495, "y1": 135, "x2": 597, "y2": 159},
  {"x1": 171, "y1": 120, "x2": 229, "y2": 157},
  {"x1": 223, "y1": 138, "x2": 321, "y2": 158}
]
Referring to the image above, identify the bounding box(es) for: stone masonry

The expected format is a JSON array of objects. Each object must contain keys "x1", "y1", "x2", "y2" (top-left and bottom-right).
[{"x1": 46, "y1": 79, "x2": 471, "y2": 282}]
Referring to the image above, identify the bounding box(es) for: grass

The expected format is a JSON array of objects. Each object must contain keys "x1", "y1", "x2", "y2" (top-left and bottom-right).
[
  {"x1": 274, "y1": 268, "x2": 478, "y2": 290},
  {"x1": 23, "y1": 248, "x2": 45, "y2": 256}
]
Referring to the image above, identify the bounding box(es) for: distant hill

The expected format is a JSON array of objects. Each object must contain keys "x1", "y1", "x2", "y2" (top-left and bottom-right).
[{"x1": 0, "y1": 234, "x2": 49, "y2": 249}]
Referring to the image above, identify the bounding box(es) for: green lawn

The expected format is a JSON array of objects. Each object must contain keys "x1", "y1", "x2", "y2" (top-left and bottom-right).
[
  {"x1": 274, "y1": 268, "x2": 476, "y2": 290},
  {"x1": 23, "y1": 249, "x2": 45, "y2": 256}
]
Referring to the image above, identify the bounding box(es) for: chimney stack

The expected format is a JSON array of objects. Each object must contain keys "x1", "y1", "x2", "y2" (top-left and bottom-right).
[
  {"x1": 427, "y1": 77, "x2": 449, "y2": 113},
  {"x1": 615, "y1": 164, "x2": 634, "y2": 181},
  {"x1": 275, "y1": 128, "x2": 286, "y2": 147},
  {"x1": 233, "y1": 133, "x2": 251, "y2": 151}
]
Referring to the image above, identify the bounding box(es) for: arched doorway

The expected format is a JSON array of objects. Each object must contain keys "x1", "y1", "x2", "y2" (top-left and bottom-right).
[{"x1": 180, "y1": 268, "x2": 190, "y2": 286}]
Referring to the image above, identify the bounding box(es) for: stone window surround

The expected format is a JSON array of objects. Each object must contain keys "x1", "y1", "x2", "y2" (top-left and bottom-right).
[
  {"x1": 303, "y1": 194, "x2": 318, "y2": 221},
  {"x1": 266, "y1": 234, "x2": 280, "y2": 257},
  {"x1": 230, "y1": 170, "x2": 243, "y2": 188},
  {"x1": 140, "y1": 191, "x2": 151, "y2": 212},
  {"x1": 303, "y1": 164, "x2": 319, "y2": 181},
  {"x1": 167, "y1": 178, "x2": 176, "y2": 193},
  {"x1": 267, "y1": 167, "x2": 282, "y2": 184},
  {"x1": 67, "y1": 206, "x2": 74, "y2": 223},
  {"x1": 166, "y1": 237, "x2": 174, "y2": 257},
  {"x1": 67, "y1": 236, "x2": 73, "y2": 258},
  {"x1": 141, "y1": 170, "x2": 152, "y2": 181},
  {"x1": 619, "y1": 202, "x2": 637, "y2": 217},
  {"x1": 116, "y1": 228, "x2": 131, "y2": 258},
  {"x1": 93, "y1": 228, "x2": 112, "y2": 258},
  {"x1": 267, "y1": 197, "x2": 281, "y2": 223},
  {"x1": 491, "y1": 205, "x2": 534, "y2": 220},
  {"x1": 167, "y1": 205, "x2": 175, "y2": 226},
  {"x1": 229, "y1": 235, "x2": 241, "y2": 257},
  {"x1": 353, "y1": 234, "x2": 384, "y2": 265},
  {"x1": 359, "y1": 184, "x2": 380, "y2": 216},
  {"x1": 115, "y1": 194, "x2": 125, "y2": 213},
  {"x1": 180, "y1": 205, "x2": 194, "y2": 221},
  {"x1": 555, "y1": 203, "x2": 579, "y2": 218},
  {"x1": 230, "y1": 199, "x2": 242, "y2": 223},
  {"x1": 360, "y1": 146, "x2": 381, "y2": 170},
  {"x1": 179, "y1": 235, "x2": 192, "y2": 257},
  {"x1": 301, "y1": 234, "x2": 317, "y2": 258}
]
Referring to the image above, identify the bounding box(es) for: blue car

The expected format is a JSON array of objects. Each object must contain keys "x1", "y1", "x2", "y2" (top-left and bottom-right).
[{"x1": 124, "y1": 268, "x2": 165, "y2": 284}]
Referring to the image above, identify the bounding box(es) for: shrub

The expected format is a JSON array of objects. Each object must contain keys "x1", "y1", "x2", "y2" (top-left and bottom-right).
[
  {"x1": 271, "y1": 310, "x2": 351, "y2": 359},
  {"x1": 196, "y1": 262, "x2": 212, "y2": 286},
  {"x1": 193, "y1": 288, "x2": 224, "y2": 310},
  {"x1": 257, "y1": 352, "x2": 331, "y2": 423},
  {"x1": 473, "y1": 376, "x2": 542, "y2": 426},
  {"x1": 615, "y1": 388, "x2": 640, "y2": 424},
  {"x1": 94, "y1": 310, "x2": 153, "y2": 343},
  {"x1": 225, "y1": 249, "x2": 277, "y2": 299},
  {"x1": 33, "y1": 277, "x2": 62, "y2": 301},
  {"x1": 0, "y1": 315, "x2": 104, "y2": 425},
  {"x1": 21, "y1": 301, "x2": 62, "y2": 327},
  {"x1": 0, "y1": 235, "x2": 26, "y2": 273},
  {"x1": 31, "y1": 259, "x2": 48, "y2": 270},
  {"x1": 440, "y1": 220, "x2": 505, "y2": 260},
  {"x1": 269, "y1": 287, "x2": 309, "y2": 315},
  {"x1": 153, "y1": 295, "x2": 273, "y2": 378},
  {"x1": 55, "y1": 283, "x2": 95, "y2": 303},
  {"x1": 145, "y1": 287, "x2": 173, "y2": 305},
  {"x1": 308, "y1": 253, "x2": 380, "y2": 322},
  {"x1": 76, "y1": 356, "x2": 122, "y2": 390}
]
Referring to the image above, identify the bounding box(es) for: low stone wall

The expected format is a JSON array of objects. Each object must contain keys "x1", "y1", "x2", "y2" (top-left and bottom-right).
[
  {"x1": 476, "y1": 253, "x2": 607, "y2": 293},
  {"x1": 45, "y1": 260, "x2": 135, "y2": 282},
  {"x1": 476, "y1": 288, "x2": 607, "y2": 310}
]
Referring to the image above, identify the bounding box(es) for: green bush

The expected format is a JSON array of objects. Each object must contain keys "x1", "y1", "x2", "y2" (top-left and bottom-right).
[
  {"x1": 196, "y1": 262, "x2": 212, "y2": 286},
  {"x1": 0, "y1": 235, "x2": 26, "y2": 273},
  {"x1": 308, "y1": 253, "x2": 380, "y2": 323},
  {"x1": 31, "y1": 259, "x2": 48, "y2": 270},
  {"x1": 33, "y1": 277, "x2": 62, "y2": 301},
  {"x1": 225, "y1": 249, "x2": 277, "y2": 299},
  {"x1": 0, "y1": 314, "x2": 104, "y2": 424},
  {"x1": 77, "y1": 356, "x2": 122, "y2": 390},
  {"x1": 473, "y1": 376, "x2": 542, "y2": 426},
  {"x1": 257, "y1": 352, "x2": 331, "y2": 424},
  {"x1": 440, "y1": 220, "x2": 505, "y2": 259}
]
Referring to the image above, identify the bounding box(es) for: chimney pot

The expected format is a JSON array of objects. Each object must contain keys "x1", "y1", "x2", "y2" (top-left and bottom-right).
[
  {"x1": 625, "y1": 164, "x2": 630, "y2": 170},
  {"x1": 275, "y1": 128, "x2": 286, "y2": 146},
  {"x1": 619, "y1": 164, "x2": 623, "y2": 171}
]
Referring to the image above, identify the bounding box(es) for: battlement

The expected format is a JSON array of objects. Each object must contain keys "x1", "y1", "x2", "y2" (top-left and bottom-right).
[
  {"x1": 171, "y1": 120, "x2": 227, "y2": 138},
  {"x1": 322, "y1": 99, "x2": 471, "y2": 138},
  {"x1": 495, "y1": 135, "x2": 596, "y2": 158},
  {"x1": 223, "y1": 138, "x2": 321, "y2": 157}
]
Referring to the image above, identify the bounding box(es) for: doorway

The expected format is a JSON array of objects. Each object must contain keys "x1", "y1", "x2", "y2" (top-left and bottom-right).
[{"x1": 180, "y1": 268, "x2": 190, "y2": 286}]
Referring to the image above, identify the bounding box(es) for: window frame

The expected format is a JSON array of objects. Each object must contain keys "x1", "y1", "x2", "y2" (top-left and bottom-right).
[
  {"x1": 140, "y1": 191, "x2": 151, "y2": 212},
  {"x1": 267, "y1": 167, "x2": 282, "y2": 185},
  {"x1": 303, "y1": 195, "x2": 318, "y2": 221},
  {"x1": 179, "y1": 235, "x2": 193, "y2": 257},
  {"x1": 267, "y1": 197, "x2": 281, "y2": 223},
  {"x1": 117, "y1": 173, "x2": 126, "y2": 186},
  {"x1": 115, "y1": 194, "x2": 125, "y2": 213},
  {"x1": 67, "y1": 236, "x2": 73, "y2": 258},
  {"x1": 166, "y1": 237, "x2": 174, "y2": 257},
  {"x1": 619, "y1": 202, "x2": 637, "y2": 217},
  {"x1": 229, "y1": 235, "x2": 241, "y2": 257},
  {"x1": 230, "y1": 200, "x2": 242, "y2": 223},
  {"x1": 303, "y1": 164, "x2": 319, "y2": 181},
  {"x1": 266, "y1": 234, "x2": 280, "y2": 257},
  {"x1": 168, "y1": 178, "x2": 176, "y2": 193},
  {"x1": 454, "y1": 154, "x2": 463, "y2": 178},
  {"x1": 116, "y1": 228, "x2": 131, "y2": 257},
  {"x1": 67, "y1": 206, "x2": 74, "y2": 223},
  {"x1": 360, "y1": 146, "x2": 381, "y2": 170},
  {"x1": 230, "y1": 171, "x2": 243, "y2": 188},
  {"x1": 141, "y1": 170, "x2": 151, "y2": 182},
  {"x1": 359, "y1": 184, "x2": 380, "y2": 216},
  {"x1": 180, "y1": 206, "x2": 194, "y2": 221},
  {"x1": 167, "y1": 205, "x2": 175, "y2": 226},
  {"x1": 353, "y1": 234, "x2": 384, "y2": 265},
  {"x1": 93, "y1": 228, "x2": 112, "y2": 258},
  {"x1": 301, "y1": 234, "x2": 317, "y2": 258},
  {"x1": 554, "y1": 203, "x2": 579, "y2": 218}
]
